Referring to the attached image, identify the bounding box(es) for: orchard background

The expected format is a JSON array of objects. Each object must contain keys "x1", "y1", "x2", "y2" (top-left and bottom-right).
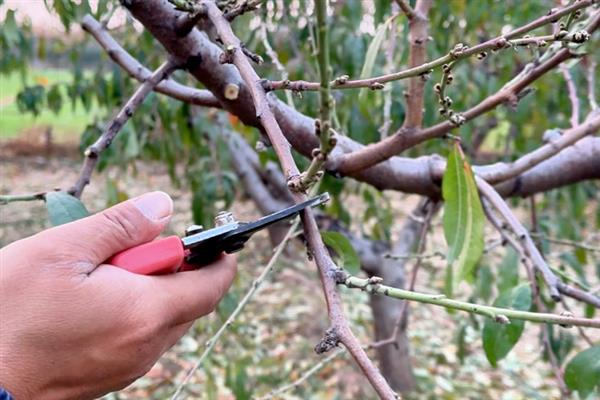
[{"x1": 1, "y1": 0, "x2": 599, "y2": 398}]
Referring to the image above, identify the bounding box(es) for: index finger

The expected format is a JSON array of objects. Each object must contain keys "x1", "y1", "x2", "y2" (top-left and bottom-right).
[{"x1": 146, "y1": 254, "x2": 237, "y2": 326}]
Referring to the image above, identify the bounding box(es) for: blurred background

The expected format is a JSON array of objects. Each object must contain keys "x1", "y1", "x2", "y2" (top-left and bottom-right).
[{"x1": 1, "y1": 1, "x2": 598, "y2": 399}]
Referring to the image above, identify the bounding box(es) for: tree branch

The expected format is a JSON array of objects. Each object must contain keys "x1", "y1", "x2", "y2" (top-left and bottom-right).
[
  {"x1": 403, "y1": 0, "x2": 433, "y2": 129},
  {"x1": 170, "y1": 216, "x2": 300, "y2": 400},
  {"x1": 296, "y1": 0, "x2": 336, "y2": 191},
  {"x1": 479, "y1": 112, "x2": 600, "y2": 184},
  {"x1": 342, "y1": 276, "x2": 600, "y2": 328},
  {"x1": 560, "y1": 64, "x2": 581, "y2": 127},
  {"x1": 476, "y1": 177, "x2": 561, "y2": 299},
  {"x1": 265, "y1": 1, "x2": 595, "y2": 92},
  {"x1": 196, "y1": 2, "x2": 395, "y2": 397},
  {"x1": 112, "y1": 0, "x2": 600, "y2": 199},
  {"x1": 394, "y1": 0, "x2": 414, "y2": 20},
  {"x1": 81, "y1": 15, "x2": 221, "y2": 109},
  {"x1": 0, "y1": 192, "x2": 48, "y2": 205},
  {"x1": 333, "y1": 9, "x2": 599, "y2": 175},
  {"x1": 69, "y1": 59, "x2": 179, "y2": 198}
]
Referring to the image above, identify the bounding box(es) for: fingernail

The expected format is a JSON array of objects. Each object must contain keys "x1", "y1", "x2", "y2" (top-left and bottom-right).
[{"x1": 133, "y1": 191, "x2": 173, "y2": 221}]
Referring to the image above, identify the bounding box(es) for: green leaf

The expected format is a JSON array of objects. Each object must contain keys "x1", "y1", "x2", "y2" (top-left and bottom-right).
[
  {"x1": 564, "y1": 346, "x2": 600, "y2": 398},
  {"x1": 321, "y1": 231, "x2": 360, "y2": 274},
  {"x1": 474, "y1": 264, "x2": 494, "y2": 302},
  {"x1": 46, "y1": 84, "x2": 63, "y2": 114},
  {"x1": 105, "y1": 178, "x2": 129, "y2": 207},
  {"x1": 358, "y1": 14, "x2": 397, "y2": 100},
  {"x1": 443, "y1": 142, "x2": 485, "y2": 295},
  {"x1": 124, "y1": 125, "x2": 140, "y2": 159},
  {"x1": 497, "y1": 247, "x2": 519, "y2": 293},
  {"x1": 482, "y1": 284, "x2": 532, "y2": 367},
  {"x1": 45, "y1": 191, "x2": 90, "y2": 226}
]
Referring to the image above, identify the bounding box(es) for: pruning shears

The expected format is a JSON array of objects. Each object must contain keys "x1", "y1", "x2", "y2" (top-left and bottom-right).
[{"x1": 108, "y1": 193, "x2": 330, "y2": 275}]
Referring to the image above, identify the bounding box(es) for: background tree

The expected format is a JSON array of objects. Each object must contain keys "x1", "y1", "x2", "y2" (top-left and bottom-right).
[{"x1": 1, "y1": 0, "x2": 599, "y2": 398}]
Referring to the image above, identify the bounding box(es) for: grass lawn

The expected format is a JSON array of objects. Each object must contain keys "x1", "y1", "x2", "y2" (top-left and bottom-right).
[{"x1": 0, "y1": 68, "x2": 99, "y2": 141}]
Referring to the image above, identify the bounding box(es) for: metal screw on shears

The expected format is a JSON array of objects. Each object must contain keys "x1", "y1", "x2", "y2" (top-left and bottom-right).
[
  {"x1": 214, "y1": 211, "x2": 237, "y2": 226},
  {"x1": 185, "y1": 224, "x2": 204, "y2": 236}
]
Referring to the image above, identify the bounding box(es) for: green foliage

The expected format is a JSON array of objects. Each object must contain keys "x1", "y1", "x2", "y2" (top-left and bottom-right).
[
  {"x1": 225, "y1": 357, "x2": 253, "y2": 399},
  {"x1": 358, "y1": 14, "x2": 397, "y2": 100},
  {"x1": 16, "y1": 85, "x2": 46, "y2": 116},
  {"x1": 45, "y1": 191, "x2": 90, "y2": 226},
  {"x1": 0, "y1": 8, "x2": 33, "y2": 75},
  {"x1": 105, "y1": 177, "x2": 129, "y2": 207},
  {"x1": 497, "y1": 247, "x2": 520, "y2": 294},
  {"x1": 564, "y1": 346, "x2": 600, "y2": 398},
  {"x1": 443, "y1": 143, "x2": 485, "y2": 295},
  {"x1": 482, "y1": 284, "x2": 532, "y2": 367},
  {"x1": 321, "y1": 231, "x2": 360, "y2": 274}
]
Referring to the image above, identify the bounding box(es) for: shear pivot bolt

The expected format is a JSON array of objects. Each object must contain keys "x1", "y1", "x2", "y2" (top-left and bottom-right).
[{"x1": 215, "y1": 211, "x2": 236, "y2": 226}]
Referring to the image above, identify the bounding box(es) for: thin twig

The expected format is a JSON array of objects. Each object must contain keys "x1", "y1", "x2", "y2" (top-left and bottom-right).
[
  {"x1": 331, "y1": 10, "x2": 600, "y2": 175},
  {"x1": 476, "y1": 177, "x2": 561, "y2": 300},
  {"x1": 0, "y1": 192, "x2": 48, "y2": 205},
  {"x1": 342, "y1": 276, "x2": 600, "y2": 328},
  {"x1": 394, "y1": 0, "x2": 415, "y2": 19},
  {"x1": 295, "y1": 0, "x2": 336, "y2": 191},
  {"x1": 560, "y1": 64, "x2": 580, "y2": 127},
  {"x1": 586, "y1": 57, "x2": 598, "y2": 110},
  {"x1": 257, "y1": 348, "x2": 345, "y2": 400},
  {"x1": 259, "y1": 24, "x2": 295, "y2": 108},
  {"x1": 530, "y1": 232, "x2": 600, "y2": 253},
  {"x1": 266, "y1": 1, "x2": 594, "y2": 92},
  {"x1": 69, "y1": 59, "x2": 179, "y2": 198},
  {"x1": 171, "y1": 217, "x2": 301, "y2": 400},
  {"x1": 224, "y1": 0, "x2": 264, "y2": 21}
]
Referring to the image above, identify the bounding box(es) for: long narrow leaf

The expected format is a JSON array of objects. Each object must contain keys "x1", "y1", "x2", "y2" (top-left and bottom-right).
[
  {"x1": 443, "y1": 142, "x2": 485, "y2": 295},
  {"x1": 358, "y1": 14, "x2": 398, "y2": 100}
]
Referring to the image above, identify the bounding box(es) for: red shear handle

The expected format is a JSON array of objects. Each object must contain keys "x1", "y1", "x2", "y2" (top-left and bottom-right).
[{"x1": 107, "y1": 236, "x2": 185, "y2": 275}]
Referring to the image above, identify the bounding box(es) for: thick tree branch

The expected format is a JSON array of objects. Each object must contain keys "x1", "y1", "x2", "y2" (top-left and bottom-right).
[
  {"x1": 111, "y1": 0, "x2": 599, "y2": 199},
  {"x1": 81, "y1": 15, "x2": 221, "y2": 109},
  {"x1": 69, "y1": 59, "x2": 179, "y2": 197},
  {"x1": 479, "y1": 112, "x2": 600, "y2": 184}
]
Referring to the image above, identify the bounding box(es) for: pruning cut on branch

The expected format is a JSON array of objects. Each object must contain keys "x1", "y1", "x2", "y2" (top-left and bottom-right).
[{"x1": 3, "y1": 0, "x2": 600, "y2": 398}]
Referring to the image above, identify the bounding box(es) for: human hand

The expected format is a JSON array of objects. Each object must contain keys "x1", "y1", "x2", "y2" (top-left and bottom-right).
[{"x1": 0, "y1": 191, "x2": 236, "y2": 399}]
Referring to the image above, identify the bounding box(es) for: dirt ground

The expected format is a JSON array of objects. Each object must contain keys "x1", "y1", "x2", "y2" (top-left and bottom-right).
[{"x1": 1, "y1": 145, "x2": 598, "y2": 399}]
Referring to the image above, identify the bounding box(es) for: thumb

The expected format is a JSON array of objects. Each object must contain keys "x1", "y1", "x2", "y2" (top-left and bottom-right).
[{"x1": 38, "y1": 191, "x2": 173, "y2": 268}]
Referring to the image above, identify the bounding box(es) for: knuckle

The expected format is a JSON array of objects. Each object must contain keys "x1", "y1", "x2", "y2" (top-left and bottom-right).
[{"x1": 100, "y1": 208, "x2": 140, "y2": 244}]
